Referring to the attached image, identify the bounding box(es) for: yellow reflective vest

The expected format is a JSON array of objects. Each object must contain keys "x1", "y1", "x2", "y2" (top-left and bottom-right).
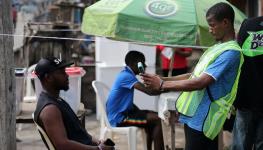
[{"x1": 176, "y1": 40, "x2": 244, "y2": 140}]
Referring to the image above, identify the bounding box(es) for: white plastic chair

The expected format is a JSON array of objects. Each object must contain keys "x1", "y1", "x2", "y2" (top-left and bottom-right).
[
  {"x1": 32, "y1": 113, "x2": 56, "y2": 150},
  {"x1": 92, "y1": 80, "x2": 147, "y2": 150}
]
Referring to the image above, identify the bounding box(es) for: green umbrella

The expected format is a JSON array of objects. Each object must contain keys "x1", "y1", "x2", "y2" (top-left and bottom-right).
[{"x1": 81, "y1": 0, "x2": 246, "y2": 47}]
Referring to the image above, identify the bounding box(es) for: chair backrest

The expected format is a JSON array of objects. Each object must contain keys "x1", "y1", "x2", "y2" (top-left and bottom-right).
[
  {"x1": 92, "y1": 80, "x2": 112, "y2": 127},
  {"x1": 32, "y1": 113, "x2": 56, "y2": 150}
]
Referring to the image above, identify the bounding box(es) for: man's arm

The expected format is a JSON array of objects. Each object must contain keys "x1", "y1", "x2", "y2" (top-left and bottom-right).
[
  {"x1": 161, "y1": 73, "x2": 214, "y2": 91},
  {"x1": 161, "y1": 73, "x2": 191, "y2": 81},
  {"x1": 133, "y1": 82, "x2": 162, "y2": 95},
  {"x1": 142, "y1": 73, "x2": 215, "y2": 91},
  {"x1": 40, "y1": 105, "x2": 112, "y2": 150},
  {"x1": 134, "y1": 73, "x2": 190, "y2": 95},
  {"x1": 142, "y1": 50, "x2": 241, "y2": 91}
]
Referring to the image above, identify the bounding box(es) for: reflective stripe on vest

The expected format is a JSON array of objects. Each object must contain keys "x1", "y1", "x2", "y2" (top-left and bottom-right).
[
  {"x1": 203, "y1": 53, "x2": 243, "y2": 139},
  {"x1": 176, "y1": 41, "x2": 244, "y2": 139},
  {"x1": 242, "y1": 30, "x2": 263, "y2": 57}
]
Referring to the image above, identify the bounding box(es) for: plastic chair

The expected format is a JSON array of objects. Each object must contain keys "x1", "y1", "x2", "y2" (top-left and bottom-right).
[
  {"x1": 92, "y1": 80, "x2": 147, "y2": 150},
  {"x1": 32, "y1": 113, "x2": 56, "y2": 150}
]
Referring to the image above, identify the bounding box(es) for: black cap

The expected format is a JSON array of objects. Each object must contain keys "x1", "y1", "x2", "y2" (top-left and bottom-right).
[{"x1": 35, "y1": 56, "x2": 73, "y2": 79}]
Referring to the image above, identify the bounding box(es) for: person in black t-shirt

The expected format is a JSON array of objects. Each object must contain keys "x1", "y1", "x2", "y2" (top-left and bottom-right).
[
  {"x1": 232, "y1": 16, "x2": 263, "y2": 150},
  {"x1": 33, "y1": 56, "x2": 114, "y2": 150}
]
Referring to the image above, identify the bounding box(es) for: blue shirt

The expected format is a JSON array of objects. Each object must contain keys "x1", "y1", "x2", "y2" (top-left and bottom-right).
[
  {"x1": 106, "y1": 66, "x2": 139, "y2": 127},
  {"x1": 179, "y1": 50, "x2": 241, "y2": 131}
]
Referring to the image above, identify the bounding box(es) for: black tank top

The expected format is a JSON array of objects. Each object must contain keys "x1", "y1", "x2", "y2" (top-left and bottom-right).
[{"x1": 34, "y1": 92, "x2": 92, "y2": 145}]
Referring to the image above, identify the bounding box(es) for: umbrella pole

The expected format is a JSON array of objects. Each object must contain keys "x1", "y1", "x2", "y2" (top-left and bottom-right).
[
  {"x1": 168, "y1": 49, "x2": 175, "y2": 77},
  {"x1": 168, "y1": 49, "x2": 176, "y2": 150}
]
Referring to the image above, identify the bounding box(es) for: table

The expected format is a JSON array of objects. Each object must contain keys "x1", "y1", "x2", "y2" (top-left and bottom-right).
[
  {"x1": 158, "y1": 91, "x2": 181, "y2": 150},
  {"x1": 16, "y1": 102, "x2": 87, "y2": 128}
]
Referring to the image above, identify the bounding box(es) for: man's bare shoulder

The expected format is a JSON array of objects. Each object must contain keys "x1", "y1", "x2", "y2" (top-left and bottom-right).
[{"x1": 40, "y1": 104, "x2": 61, "y2": 122}]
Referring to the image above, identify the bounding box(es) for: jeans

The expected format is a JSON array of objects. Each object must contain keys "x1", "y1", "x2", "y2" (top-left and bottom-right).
[{"x1": 232, "y1": 109, "x2": 263, "y2": 150}]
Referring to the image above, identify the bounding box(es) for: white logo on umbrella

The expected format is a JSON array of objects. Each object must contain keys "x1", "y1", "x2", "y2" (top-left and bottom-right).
[{"x1": 145, "y1": 0, "x2": 177, "y2": 18}]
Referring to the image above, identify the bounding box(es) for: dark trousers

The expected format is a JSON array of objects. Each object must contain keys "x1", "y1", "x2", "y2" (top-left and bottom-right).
[{"x1": 184, "y1": 124, "x2": 218, "y2": 150}]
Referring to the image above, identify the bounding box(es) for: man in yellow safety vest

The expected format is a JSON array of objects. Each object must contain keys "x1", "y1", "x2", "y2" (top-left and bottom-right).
[{"x1": 142, "y1": 2, "x2": 244, "y2": 150}]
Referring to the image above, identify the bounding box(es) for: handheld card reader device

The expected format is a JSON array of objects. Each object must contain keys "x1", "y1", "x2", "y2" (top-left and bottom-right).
[{"x1": 137, "y1": 62, "x2": 145, "y2": 74}]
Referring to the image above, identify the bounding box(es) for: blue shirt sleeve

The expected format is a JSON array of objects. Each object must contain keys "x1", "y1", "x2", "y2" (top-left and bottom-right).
[
  {"x1": 119, "y1": 72, "x2": 138, "y2": 89},
  {"x1": 204, "y1": 50, "x2": 241, "y2": 80}
]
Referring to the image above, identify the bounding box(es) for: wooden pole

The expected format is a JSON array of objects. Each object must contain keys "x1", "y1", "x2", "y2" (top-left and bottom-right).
[{"x1": 0, "y1": 0, "x2": 16, "y2": 149}]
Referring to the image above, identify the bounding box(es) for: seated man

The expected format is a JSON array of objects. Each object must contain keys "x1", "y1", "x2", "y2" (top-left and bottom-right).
[
  {"x1": 106, "y1": 51, "x2": 164, "y2": 150},
  {"x1": 33, "y1": 56, "x2": 114, "y2": 150}
]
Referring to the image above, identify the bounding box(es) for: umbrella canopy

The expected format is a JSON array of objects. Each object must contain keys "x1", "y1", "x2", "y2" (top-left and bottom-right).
[{"x1": 81, "y1": 0, "x2": 246, "y2": 47}]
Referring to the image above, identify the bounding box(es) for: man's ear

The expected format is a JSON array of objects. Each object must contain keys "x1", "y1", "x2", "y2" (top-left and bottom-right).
[
  {"x1": 130, "y1": 63, "x2": 139, "y2": 74},
  {"x1": 45, "y1": 73, "x2": 53, "y2": 82}
]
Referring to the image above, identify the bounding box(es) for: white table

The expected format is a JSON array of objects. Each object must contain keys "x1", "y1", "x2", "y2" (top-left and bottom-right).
[{"x1": 158, "y1": 91, "x2": 181, "y2": 150}]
